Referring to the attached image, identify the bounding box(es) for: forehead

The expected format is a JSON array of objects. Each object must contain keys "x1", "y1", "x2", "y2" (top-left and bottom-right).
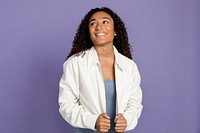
[{"x1": 89, "y1": 11, "x2": 113, "y2": 21}]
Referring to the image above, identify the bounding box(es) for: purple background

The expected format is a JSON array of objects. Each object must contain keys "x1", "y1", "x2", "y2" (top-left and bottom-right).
[{"x1": 0, "y1": 0, "x2": 200, "y2": 133}]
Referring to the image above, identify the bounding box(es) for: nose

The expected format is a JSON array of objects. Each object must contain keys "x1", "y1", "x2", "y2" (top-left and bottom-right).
[{"x1": 95, "y1": 23, "x2": 102, "y2": 30}]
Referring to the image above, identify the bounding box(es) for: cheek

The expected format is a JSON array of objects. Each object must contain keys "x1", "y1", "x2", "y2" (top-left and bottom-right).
[
  {"x1": 108, "y1": 26, "x2": 115, "y2": 34},
  {"x1": 89, "y1": 28, "x2": 95, "y2": 36},
  {"x1": 88, "y1": 29, "x2": 93, "y2": 38},
  {"x1": 88, "y1": 29, "x2": 95, "y2": 42}
]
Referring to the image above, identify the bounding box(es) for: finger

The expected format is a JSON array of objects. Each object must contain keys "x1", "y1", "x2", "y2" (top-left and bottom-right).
[
  {"x1": 116, "y1": 113, "x2": 123, "y2": 118},
  {"x1": 102, "y1": 113, "x2": 110, "y2": 119},
  {"x1": 96, "y1": 113, "x2": 111, "y2": 131},
  {"x1": 115, "y1": 126, "x2": 126, "y2": 132},
  {"x1": 99, "y1": 118, "x2": 110, "y2": 124},
  {"x1": 115, "y1": 123, "x2": 127, "y2": 127},
  {"x1": 100, "y1": 113, "x2": 110, "y2": 124},
  {"x1": 96, "y1": 122, "x2": 110, "y2": 132},
  {"x1": 98, "y1": 121, "x2": 111, "y2": 127},
  {"x1": 115, "y1": 113, "x2": 124, "y2": 122},
  {"x1": 99, "y1": 128, "x2": 109, "y2": 133},
  {"x1": 98, "y1": 124, "x2": 111, "y2": 132},
  {"x1": 115, "y1": 129, "x2": 125, "y2": 133},
  {"x1": 115, "y1": 118, "x2": 126, "y2": 124}
]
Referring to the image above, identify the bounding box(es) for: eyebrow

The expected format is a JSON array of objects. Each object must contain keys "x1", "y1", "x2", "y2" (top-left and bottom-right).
[{"x1": 89, "y1": 17, "x2": 111, "y2": 23}]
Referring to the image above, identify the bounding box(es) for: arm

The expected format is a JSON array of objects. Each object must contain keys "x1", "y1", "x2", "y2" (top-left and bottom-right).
[
  {"x1": 123, "y1": 64, "x2": 143, "y2": 131},
  {"x1": 58, "y1": 60, "x2": 98, "y2": 130}
]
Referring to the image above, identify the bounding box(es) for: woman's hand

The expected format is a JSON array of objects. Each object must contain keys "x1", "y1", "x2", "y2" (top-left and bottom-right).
[
  {"x1": 95, "y1": 113, "x2": 111, "y2": 132},
  {"x1": 114, "y1": 114, "x2": 127, "y2": 133}
]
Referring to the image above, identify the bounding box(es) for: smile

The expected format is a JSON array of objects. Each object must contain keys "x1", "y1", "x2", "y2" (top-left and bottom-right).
[{"x1": 95, "y1": 33, "x2": 106, "y2": 37}]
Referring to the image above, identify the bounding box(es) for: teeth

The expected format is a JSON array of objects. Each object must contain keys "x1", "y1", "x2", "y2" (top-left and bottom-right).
[{"x1": 96, "y1": 33, "x2": 105, "y2": 37}]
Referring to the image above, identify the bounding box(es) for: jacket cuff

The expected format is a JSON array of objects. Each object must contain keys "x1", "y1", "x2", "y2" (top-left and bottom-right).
[
  {"x1": 86, "y1": 114, "x2": 98, "y2": 131},
  {"x1": 123, "y1": 112, "x2": 138, "y2": 131}
]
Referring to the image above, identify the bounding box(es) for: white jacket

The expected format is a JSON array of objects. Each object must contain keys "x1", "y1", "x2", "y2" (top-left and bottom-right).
[{"x1": 59, "y1": 46, "x2": 143, "y2": 131}]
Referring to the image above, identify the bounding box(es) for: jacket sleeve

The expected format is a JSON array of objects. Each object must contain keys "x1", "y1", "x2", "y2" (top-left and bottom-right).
[
  {"x1": 123, "y1": 63, "x2": 143, "y2": 131},
  {"x1": 58, "y1": 59, "x2": 98, "y2": 130}
]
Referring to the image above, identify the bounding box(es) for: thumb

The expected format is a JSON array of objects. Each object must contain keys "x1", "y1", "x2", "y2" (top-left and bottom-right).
[
  {"x1": 102, "y1": 113, "x2": 110, "y2": 119},
  {"x1": 116, "y1": 113, "x2": 123, "y2": 119}
]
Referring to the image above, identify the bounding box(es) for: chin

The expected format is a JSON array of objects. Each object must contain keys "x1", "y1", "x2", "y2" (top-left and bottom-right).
[{"x1": 94, "y1": 41, "x2": 113, "y2": 46}]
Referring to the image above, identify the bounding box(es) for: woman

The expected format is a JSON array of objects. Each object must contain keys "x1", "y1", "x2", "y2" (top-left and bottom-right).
[{"x1": 59, "y1": 7, "x2": 143, "y2": 133}]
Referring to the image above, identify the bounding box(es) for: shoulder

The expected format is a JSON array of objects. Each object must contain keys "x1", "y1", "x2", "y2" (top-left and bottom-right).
[
  {"x1": 117, "y1": 52, "x2": 138, "y2": 70},
  {"x1": 63, "y1": 49, "x2": 91, "y2": 66}
]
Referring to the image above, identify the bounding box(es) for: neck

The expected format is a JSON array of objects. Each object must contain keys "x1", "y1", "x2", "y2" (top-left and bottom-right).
[{"x1": 94, "y1": 45, "x2": 114, "y2": 58}]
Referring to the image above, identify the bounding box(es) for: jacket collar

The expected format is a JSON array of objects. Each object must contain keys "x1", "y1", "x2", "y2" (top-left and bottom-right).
[{"x1": 88, "y1": 46, "x2": 125, "y2": 71}]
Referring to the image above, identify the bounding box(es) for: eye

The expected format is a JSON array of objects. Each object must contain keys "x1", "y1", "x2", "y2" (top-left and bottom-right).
[
  {"x1": 102, "y1": 20, "x2": 109, "y2": 24},
  {"x1": 89, "y1": 22, "x2": 96, "y2": 27}
]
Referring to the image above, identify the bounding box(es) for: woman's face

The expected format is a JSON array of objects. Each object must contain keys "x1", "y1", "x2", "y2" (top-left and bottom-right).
[{"x1": 89, "y1": 11, "x2": 116, "y2": 47}]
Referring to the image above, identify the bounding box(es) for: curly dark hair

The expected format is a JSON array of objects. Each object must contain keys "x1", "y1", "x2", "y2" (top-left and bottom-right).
[{"x1": 67, "y1": 7, "x2": 132, "y2": 59}]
